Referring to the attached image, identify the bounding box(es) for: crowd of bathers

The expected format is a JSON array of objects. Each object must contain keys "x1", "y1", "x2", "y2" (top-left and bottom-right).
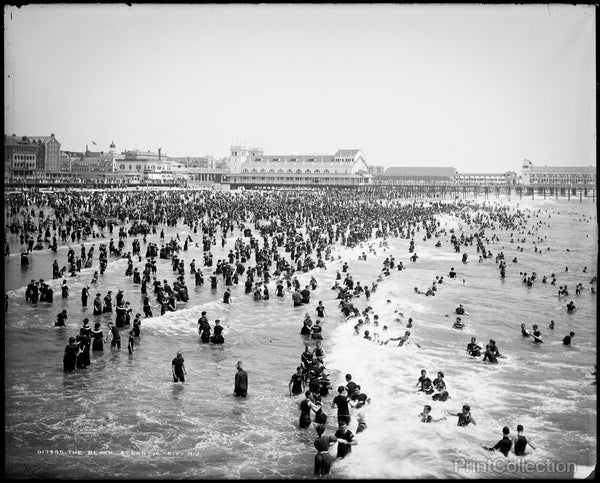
[{"x1": 4, "y1": 187, "x2": 597, "y2": 476}]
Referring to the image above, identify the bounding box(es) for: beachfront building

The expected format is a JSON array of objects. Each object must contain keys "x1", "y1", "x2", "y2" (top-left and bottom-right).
[
  {"x1": 454, "y1": 171, "x2": 518, "y2": 186},
  {"x1": 107, "y1": 148, "x2": 199, "y2": 186},
  {"x1": 5, "y1": 135, "x2": 39, "y2": 182},
  {"x1": 106, "y1": 148, "x2": 170, "y2": 184},
  {"x1": 375, "y1": 167, "x2": 458, "y2": 185},
  {"x1": 69, "y1": 152, "x2": 113, "y2": 177},
  {"x1": 169, "y1": 155, "x2": 216, "y2": 169},
  {"x1": 167, "y1": 155, "x2": 228, "y2": 186},
  {"x1": 117, "y1": 148, "x2": 165, "y2": 172},
  {"x1": 4, "y1": 133, "x2": 62, "y2": 181},
  {"x1": 66, "y1": 142, "x2": 125, "y2": 182},
  {"x1": 521, "y1": 160, "x2": 596, "y2": 188},
  {"x1": 52, "y1": 144, "x2": 189, "y2": 185},
  {"x1": 179, "y1": 167, "x2": 228, "y2": 186},
  {"x1": 225, "y1": 146, "x2": 371, "y2": 188},
  {"x1": 59, "y1": 151, "x2": 80, "y2": 173},
  {"x1": 368, "y1": 165, "x2": 386, "y2": 176},
  {"x1": 29, "y1": 134, "x2": 61, "y2": 173}
]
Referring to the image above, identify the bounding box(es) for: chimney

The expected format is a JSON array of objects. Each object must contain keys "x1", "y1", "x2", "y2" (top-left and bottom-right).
[{"x1": 158, "y1": 148, "x2": 161, "y2": 161}]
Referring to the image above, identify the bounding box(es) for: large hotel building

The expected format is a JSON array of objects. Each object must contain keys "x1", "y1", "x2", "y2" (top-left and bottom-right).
[
  {"x1": 4, "y1": 133, "x2": 62, "y2": 181},
  {"x1": 224, "y1": 146, "x2": 371, "y2": 188}
]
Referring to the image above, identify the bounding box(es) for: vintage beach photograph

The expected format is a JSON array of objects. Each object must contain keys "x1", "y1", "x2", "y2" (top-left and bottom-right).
[{"x1": 4, "y1": 3, "x2": 596, "y2": 479}]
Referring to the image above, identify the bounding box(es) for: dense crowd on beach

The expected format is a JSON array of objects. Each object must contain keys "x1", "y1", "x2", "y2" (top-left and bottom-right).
[{"x1": 4, "y1": 187, "x2": 596, "y2": 476}]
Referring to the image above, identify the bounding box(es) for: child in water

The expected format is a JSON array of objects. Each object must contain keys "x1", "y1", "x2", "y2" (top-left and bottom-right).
[
  {"x1": 420, "y1": 405, "x2": 446, "y2": 423},
  {"x1": 447, "y1": 404, "x2": 476, "y2": 426},
  {"x1": 416, "y1": 369, "x2": 434, "y2": 394},
  {"x1": 128, "y1": 329, "x2": 135, "y2": 354},
  {"x1": 467, "y1": 337, "x2": 482, "y2": 357}
]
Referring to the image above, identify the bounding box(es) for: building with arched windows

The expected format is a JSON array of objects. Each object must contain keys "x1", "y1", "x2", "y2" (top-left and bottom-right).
[
  {"x1": 521, "y1": 160, "x2": 596, "y2": 188},
  {"x1": 225, "y1": 146, "x2": 371, "y2": 188}
]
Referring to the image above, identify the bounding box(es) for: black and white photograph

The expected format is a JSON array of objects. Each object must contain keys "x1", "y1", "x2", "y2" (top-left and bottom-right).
[{"x1": 4, "y1": 3, "x2": 596, "y2": 479}]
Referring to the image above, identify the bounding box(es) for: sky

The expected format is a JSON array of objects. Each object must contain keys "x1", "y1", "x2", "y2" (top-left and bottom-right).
[{"x1": 4, "y1": 3, "x2": 596, "y2": 172}]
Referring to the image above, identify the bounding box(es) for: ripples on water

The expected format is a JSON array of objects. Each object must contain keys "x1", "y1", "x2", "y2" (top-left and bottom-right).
[{"x1": 4, "y1": 196, "x2": 597, "y2": 479}]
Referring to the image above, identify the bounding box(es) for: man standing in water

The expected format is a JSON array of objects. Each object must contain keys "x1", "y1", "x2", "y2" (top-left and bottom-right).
[
  {"x1": 313, "y1": 427, "x2": 337, "y2": 477},
  {"x1": 334, "y1": 420, "x2": 357, "y2": 459},
  {"x1": 562, "y1": 331, "x2": 575, "y2": 345},
  {"x1": 108, "y1": 322, "x2": 121, "y2": 351},
  {"x1": 331, "y1": 385, "x2": 353, "y2": 425},
  {"x1": 234, "y1": 360, "x2": 248, "y2": 397},
  {"x1": 513, "y1": 424, "x2": 536, "y2": 455},
  {"x1": 172, "y1": 351, "x2": 186, "y2": 383},
  {"x1": 483, "y1": 426, "x2": 512, "y2": 456},
  {"x1": 289, "y1": 366, "x2": 305, "y2": 396}
]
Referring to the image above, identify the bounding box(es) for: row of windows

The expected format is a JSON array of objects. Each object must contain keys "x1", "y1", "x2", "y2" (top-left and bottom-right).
[
  {"x1": 228, "y1": 176, "x2": 364, "y2": 183},
  {"x1": 242, "y1": 168, "x2": 348, "y2": 174},
  {"x1": 119, "y1": 164, "x2": 161, "y2": 171},
  {"x1": 12, "y1": 162, "x2": 36, "y2": 169},
  {"x1": 530, "y1": 174, "x2": 594, "y2": 179},
  {"x1": 13, "y1": 154, "x2": 36, "y2": 162},
  {"x1": 68, "y1": 167, "x2": 110, "y2": 172},
  {"x1": 530, "y1": 178, "x2": 594, "y2": 185},
  {"x1": 456, "y1": 176, "x2": 511, "y2": 180},
  {"x1": 249, "y1": 158, "x2": 351, "y2": 163},
  {"x1": 530, "y1": 175, "x2": 594, "y2": 180}
]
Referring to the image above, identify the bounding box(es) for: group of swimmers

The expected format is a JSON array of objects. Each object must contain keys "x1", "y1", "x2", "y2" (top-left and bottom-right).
[
  {"x1": 416, "y1": 369, "x2": 450, "y2": 401},
  {"x1": 520, "y1": 321, "x2": 576, "y2": 346},
  {"x1": 291, "y1": 299, "x2": 363, "y2": 476},
  {"x1": 5, "y1": 188, "x2": 596, "y2": 478},
  {"x1": 287, "y1": 277, "x2": 378, "y2": 476},
  {"x1": 197, "y1": 311, "x2": 225, "y2": 344},
  {"x1": 466, "y1": 336, "x2": 502, "y2": 363},
  {"x1": 482, "y1": 424, "x2": 536, "y2": 457},
  {"x1": 311, "y1": 373, "x2": 371, "y2": 476},
  {"x1": 62, "y1": 315, "x2": 141, "y2": 372}
]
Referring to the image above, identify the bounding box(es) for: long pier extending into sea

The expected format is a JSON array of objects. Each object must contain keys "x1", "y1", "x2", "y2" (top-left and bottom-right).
[
  {"x1": 3, "y1": 181, "x2": 596, "y2": 201},
  {"x1": 361, "y1": 183, "x2": 597, "y2": 202}
]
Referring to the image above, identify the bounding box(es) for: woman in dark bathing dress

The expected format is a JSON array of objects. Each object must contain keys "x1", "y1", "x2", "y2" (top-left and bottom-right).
[
  {"x1": 299, "y1": 391, "x2": 317, "y2": 429},
  {"x1": 210, "y1": 319, "x2": 225, "y2": 344},
  {"x1": 76, "y1": 334, "x2": 91, "y2": 368},
  {"x1": 63, "y1": 337, "x2": 79, "y2": 372},
  {"x1": 91, "y1": 322, "x2": 106, "y2": 351}
]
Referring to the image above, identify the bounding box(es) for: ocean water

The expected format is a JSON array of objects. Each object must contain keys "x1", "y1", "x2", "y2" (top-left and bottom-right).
[{"x1": 3, "y1": 192, "x2": 596, "y2": 479}]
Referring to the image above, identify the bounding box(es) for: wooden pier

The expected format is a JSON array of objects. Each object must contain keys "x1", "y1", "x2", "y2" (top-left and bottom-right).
[
  {"x1": 361, "y1": 183, "x2": 596, "y2": 202},
  {"x1": 4, "y1": 181, "x2": 596, "y2": 201}
]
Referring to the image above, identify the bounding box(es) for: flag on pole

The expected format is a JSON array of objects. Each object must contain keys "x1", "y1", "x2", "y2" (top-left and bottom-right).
[
  {"x1": 91, "y1": 140, "x2": 97, "y2": 146},
  {"x1": 523, "y1": 158, "x2": 532, "y2": 166}
]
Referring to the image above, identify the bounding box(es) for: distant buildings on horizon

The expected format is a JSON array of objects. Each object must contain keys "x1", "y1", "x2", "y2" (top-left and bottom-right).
[{"x1": 3, "y1": 133, "x2": 596, "y2": 189}]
